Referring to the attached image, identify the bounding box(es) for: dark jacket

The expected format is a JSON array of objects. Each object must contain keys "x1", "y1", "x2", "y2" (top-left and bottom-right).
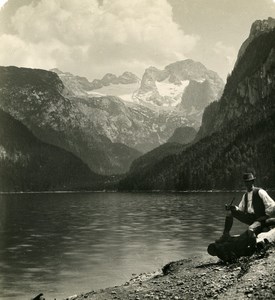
[{"x1": 244, "y1": 188, "x2": 266, "y2": 219}]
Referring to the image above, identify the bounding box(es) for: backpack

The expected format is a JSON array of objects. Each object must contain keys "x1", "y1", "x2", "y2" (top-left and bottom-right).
[{"x1": 207, "y1": 230, "x2": 256, "y2": 262}]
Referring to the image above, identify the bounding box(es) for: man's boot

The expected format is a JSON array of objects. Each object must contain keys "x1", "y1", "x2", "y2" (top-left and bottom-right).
[{"x1": 215, "y1": 214, "x2": 233, "y2": 243}]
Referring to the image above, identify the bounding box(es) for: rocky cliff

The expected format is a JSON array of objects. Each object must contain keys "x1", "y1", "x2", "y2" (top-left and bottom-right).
[
  {"x1": 134, "y1": 60, "x2": 224, "y2": 120},
  {"x1": 50, "y1": 68, "x2": 95, "y2": 96},
  {"x1": 197, "y1": 18, "x2": 275, "y2": 140},
  {"x1": 236, "y1": 17, "x2": 275, "y2": 66}
]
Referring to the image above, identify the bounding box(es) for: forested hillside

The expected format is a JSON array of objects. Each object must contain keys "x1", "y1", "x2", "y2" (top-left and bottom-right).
[{"x1": 0, "y1": 109, "x2": 104, "y2": 191}]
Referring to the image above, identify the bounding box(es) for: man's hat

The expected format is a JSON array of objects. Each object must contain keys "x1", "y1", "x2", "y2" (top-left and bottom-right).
[{"x1": 243, "y1": 172, "x2": 256, "y2": 182}]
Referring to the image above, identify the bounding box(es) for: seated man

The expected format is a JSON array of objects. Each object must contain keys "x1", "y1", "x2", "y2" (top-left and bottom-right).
[{"x1": 218, "y1": 172, "x2": 275, "y2": 241}]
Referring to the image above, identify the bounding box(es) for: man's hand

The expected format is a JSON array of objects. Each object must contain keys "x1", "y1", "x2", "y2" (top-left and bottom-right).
[
  {"x1": 225, "y1": 197, "x2": 236, "y2": 212},
  {"x1": 225, "y1": 204, "x2": 238, "y2": 211}
]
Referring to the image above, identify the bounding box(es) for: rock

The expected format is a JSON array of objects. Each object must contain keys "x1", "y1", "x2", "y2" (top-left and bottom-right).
[{"x1": 32, "y1": 293, "x2": 45, "y2": 300}]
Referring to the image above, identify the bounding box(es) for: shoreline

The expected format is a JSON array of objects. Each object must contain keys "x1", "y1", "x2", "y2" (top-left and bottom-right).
[
  {"x1": 1, "y1": 188, "x2": 275, "y2": 195},
  {"x1": 3, "y1": 189, "x2": 275, "y2": 195},
  {"x1": 69, "y1": 244, "x2": 275, "y2": 300}
]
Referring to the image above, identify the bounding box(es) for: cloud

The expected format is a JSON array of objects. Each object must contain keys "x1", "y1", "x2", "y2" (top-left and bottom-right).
[
  {"x1": 213, "y1": 41, "x2": 238, "y2": 76},
  {"x1": 0, "y1": 0, "x2": 199, "y2": 79}
]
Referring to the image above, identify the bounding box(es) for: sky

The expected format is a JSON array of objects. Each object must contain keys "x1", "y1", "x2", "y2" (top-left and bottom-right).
[{"x1": 0, "y1": 0, "x2": 274, "y2": 81}]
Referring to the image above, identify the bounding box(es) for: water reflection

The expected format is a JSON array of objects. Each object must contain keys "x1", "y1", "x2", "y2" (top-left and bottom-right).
[{"x1": 0, "y1": 191, "x2": 273, "y2": 299}]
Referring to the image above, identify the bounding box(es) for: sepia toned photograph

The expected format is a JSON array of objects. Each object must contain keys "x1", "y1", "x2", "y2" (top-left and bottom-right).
[{"x1": 0, "y1": 0, "x2": 275, "y2": 299}]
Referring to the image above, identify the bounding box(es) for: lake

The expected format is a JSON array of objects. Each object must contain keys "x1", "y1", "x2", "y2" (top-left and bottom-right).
[{"x1": 1, "y1": 191, "x2": 273, "y2": 300}]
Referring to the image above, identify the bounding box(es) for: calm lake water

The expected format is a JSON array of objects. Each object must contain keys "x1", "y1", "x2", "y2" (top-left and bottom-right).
[{"x1": 1, "y1": 191, "x2": 274, "y2": 300}]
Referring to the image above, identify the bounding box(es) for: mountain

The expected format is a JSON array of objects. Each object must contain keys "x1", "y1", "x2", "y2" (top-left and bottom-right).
[
  {"x1": 0, "y1": 66, "x2": 141, "y2": 175},
  {"x1": 51, "y1": 68, "x2": 140, "y2": 98},
  {"x1": 119, "y1": 18, "x2": 275, "y2": 191},
  {"x1": 133, "y1": 60, "x2": 224, "y2": 122},
  {"x1": 197, "y1": 17, "x2": 275, "y2": 140},
  {"x1": 54, "y1": 59, "x2": 224, "y2": 120},
  {"x1": 129, "y1": 142, "x2": 186, "y2": 176},
  {"x1": 50, "y1": 68, "x2": 95, "y2": 96},
  {"x1": 236, "y1": 17, "x2": 275, "y2": 65},
  {"x1": 69, "y1": 94, "x2": 196, "y2": 153},
  {"x1": 100, "y1": 72, "x2": 140, "y2": 86},
  {"x1": 51, "y1": 60, "x2": 223, "y2": 153},
  {"x1": 0, "y1": 108, "x2": 103, "y2": 192},
  {"x1": 179, "y1": 79, "x2": 218, "y2": 113},
  {"x1": 167, "y1": 126, "x2": 197, "y2": 144},
  {"x1": 52, "y1": 69, "x2": 200, "y2": 153},
  {"x1": 121, "y1": 128, "x2": 195, "y2": 185}
]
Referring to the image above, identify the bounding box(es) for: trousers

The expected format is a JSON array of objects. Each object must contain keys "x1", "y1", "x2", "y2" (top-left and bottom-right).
[
  {"x1": 231, "y1": 210, "x2": 262, "y2": 232},
  {"x1": 224, "y1": 208, "x2": 275, "y2": 235}
]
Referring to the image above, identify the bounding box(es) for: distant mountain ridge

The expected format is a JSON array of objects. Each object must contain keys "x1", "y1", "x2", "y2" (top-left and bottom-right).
[
  {"x1": 94, "y1": 72, "x2": 140, "y2": 88},
  {"x1": 53, "y1": 59, "x2": 224, "y2": 126},
  {"x1": 50, "y1": 59, "x2": 223, "y2": 154},
  {"x1": 119, "y1": 18, "x2": 275, "y2": 191},
  {"x1": 51, "y1": 68, "x2": 140, "y2": 96}
]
